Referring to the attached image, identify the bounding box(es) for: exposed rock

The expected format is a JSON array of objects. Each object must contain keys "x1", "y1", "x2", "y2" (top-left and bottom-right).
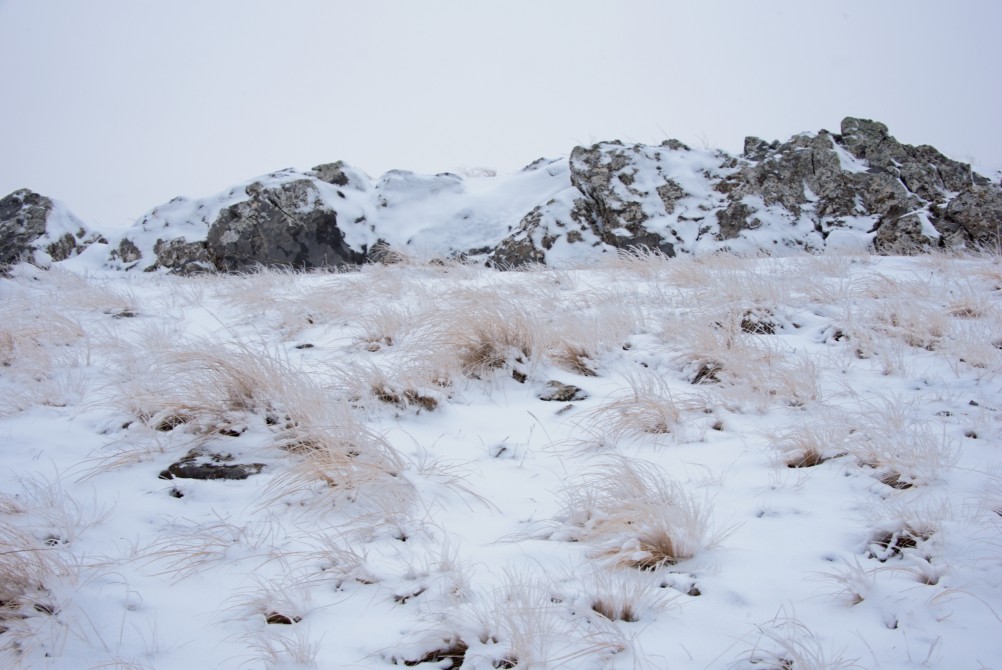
[
  {"x1": 716, "y1": 201, "x2": 756, "y2": 241},
  {"x1": 490, "y1": 227, "x2": 547, "y2": 268},
  {"x1": 938, "y1": 187, "x2": 1002, "y2": 249},
  {"x1": 840, "y1": 117, "x2": 975, "y2": 196},
  {"x1": 109, "y1": 238, "x2": 142, "y2": 265},
  {"x1": 538, "y1": 381, "x2": 588, "y2": 402},
  {"x1": 158, "y1": 449, "x2": 265, "y2": 481},
  {"x1": 872, "y1": 212, "x2": 938, "y2": 254},
  {"x1": 311, "y1": 161, "x2": 369, "y2": 191},
  {"x1": 25, "y1": 116, "x2": 1001, "y2": 273},
  {"x1": 152, "y1": 238, "x2": 213, "y2": 274},
  {"x1": 521, "y1": 157, "x2": 561, "y2": 172},
  {"x1": 265, "y1": 612, "x2": 301, "y2": 625},
  {"x1": 0, "y1": 189, "x2": 100, "y2": 268},
  {"x1": 743, "y1": 136, "x2": 779, "y2": 161},
  {"x1": 569, "y1": 142, "x2": 654, "y2": 237},
  {"x1": 1, "y1": 190, "x2": 51, "y2": 266},
  {"x1": 206, "y1": 179, "x2": 368, "y2": 272}
]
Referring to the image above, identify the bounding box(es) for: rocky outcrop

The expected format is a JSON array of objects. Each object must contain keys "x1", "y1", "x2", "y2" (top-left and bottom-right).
[
  {"x1": 938, "y1": 187, "x2": 1002, "y2": 248},
  {"x1": 9, "y1": 116, "x2": 999, "y2": 273},
  {"x1": 0, "y1": 189, "x2": 102, "y2": 269},
  {"x1": 206, "y1": 179, "x2": 368, "y2": 273},
  {"x1": 489, "y1": 117, "x2": 1001, "y2": 265},
  {"x1": 109, "y1": 176, "x2": 375, "y2": 274}
]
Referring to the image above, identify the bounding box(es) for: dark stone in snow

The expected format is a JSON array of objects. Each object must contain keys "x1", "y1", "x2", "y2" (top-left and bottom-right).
[
  {"x1": 538, "y1": 381, "x2": 588, "y2": 402},
  {"x1": 158, "y1": 449, "x2": 265, "y2": 481}
]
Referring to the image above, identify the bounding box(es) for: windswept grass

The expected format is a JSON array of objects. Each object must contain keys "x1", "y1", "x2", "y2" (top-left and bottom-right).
[{"x1": 555, "y1": 457, "x2": 719, "y2": 569}]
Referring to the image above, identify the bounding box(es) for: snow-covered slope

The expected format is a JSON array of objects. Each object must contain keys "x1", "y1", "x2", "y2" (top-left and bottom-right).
[
  {"x1": 2, "y1": 251, "x2": 1002, "y2": 668},
  {"x1": 100, "y1": 161, "x2": 573, "y2": 272},
  {"x1": 5, "y1": 117, "x2": 1000, "y2": 275}
]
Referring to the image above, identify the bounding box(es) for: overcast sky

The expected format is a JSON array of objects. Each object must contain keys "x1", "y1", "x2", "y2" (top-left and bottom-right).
[{"x1": 1, "y1": 0, "x2": 1000, "y2": 232}]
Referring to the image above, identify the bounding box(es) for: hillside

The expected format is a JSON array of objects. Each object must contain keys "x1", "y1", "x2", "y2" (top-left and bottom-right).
[
  {"x1": 2, "y1": 117, "x2": 1001, "y2": 274},
  {"x1": 1, "y1": 249, "x2": 1001, "y2": 668}
]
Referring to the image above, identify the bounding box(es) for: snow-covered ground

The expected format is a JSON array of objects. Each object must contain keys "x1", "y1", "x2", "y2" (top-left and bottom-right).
[{"x1": 2, "y1": 249, "x2": 1002, "y2": 669}]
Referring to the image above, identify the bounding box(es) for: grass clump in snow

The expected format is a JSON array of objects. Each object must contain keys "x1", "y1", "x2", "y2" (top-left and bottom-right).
[{"x1": 555, "y1": 457, "x2": 718, "y2": 569}]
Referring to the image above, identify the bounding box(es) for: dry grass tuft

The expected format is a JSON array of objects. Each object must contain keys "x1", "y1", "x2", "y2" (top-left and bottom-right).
[
  {"x1": 842, "y1": 394, "x2": 958, "y2": 488},
  {"x1": 745, "y1": 613, "x2": 859, "y2": 669},
  {"x1": 556, "y1": 457, "x2": 717, "y2": 568},
  {"x1": 574, "y1": 567, "x2": 677, "y2": 623},
  {"x1": 582, "y1": 369, "x2": 690, "y2": 444},
  {"x1": 771, "y1": 418, "x2": 850, "y2": 469}
]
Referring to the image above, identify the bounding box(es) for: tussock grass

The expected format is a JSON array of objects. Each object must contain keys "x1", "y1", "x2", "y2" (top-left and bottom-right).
[
  {"x1": 842, "y1": 394, "x2": 958, "y2": 488},
  {"x1": 862, "y1": 499, "x2": 946, "y2": 564},
  {"x1": 0, "y1": 526, "x2": 64, "y2": 627},
  {"x1": 582, "y1": 369, "x2": 690, "y2": 444},
  {"x1": 770, "y1": 416, "x2": 851, "y2": 469},
  {"x1": 815, "y1": 558, "x2": 878, "y2": 607},
  {"x1": 547, "y1": 289, "x2": 641, "y2": 376},
  {"x1": 235, "y1": 625, "x2": 322, "y2": 669},
  {"x1": 140, "y1": 517, "x2": 276, "y2": 582},
  {"x1": 663, "y1": 309, "x2": 820, "y2": 411},
  {"x1": 744, "y1": 613, "x2": 859, "y2": 669},
  {"x1": 556, "y1": 457, "x2": 718, "y2": 568},
  {"x1": 264, "y1": 396, "x2": 414, "y2": 517},
  {"x1": 572, "y1": 567, "x2": 677, "y2": 623},
  {"x1": 391, "y1": 569, "x2": 628, "y2": 669},
  {"x1": 434, "y1": 288, "x2": 553, "y2": 379},
  {"x1": 6, "y1": 250, "x2": 1002, "y2": 666}
]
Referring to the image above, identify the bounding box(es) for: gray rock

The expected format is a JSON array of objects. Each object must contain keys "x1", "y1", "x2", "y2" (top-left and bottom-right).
[
  {"x1": 205, "y1": 179, "x2": 367, "y2": 272},
  {"x1": 872, "y1": 212, "x2": 938, "y2": 254},
  {"x1": 152, "y1": 238, "x2": 214, "y2": 274},
  {"x1": 0, "y1": 189, "x2": 100, "y2": 268},
  {"x1": 109, "y1": 238, "x2": 142, "y2": 265},
  {"x1": 310, "y1": 161, "x2": 369, "y2": 191},
  {"x1": 938, "y1": 187, "x2": 1002, "y2": 249},
  {"x1": 1, "y1": 190, "x2": 50, "y2": 267},
  {"x1": 538, "y1": 381, "x2": 588, "y2": 402},
  {"x1": 489, "y1": 228, "x2": 547, "y2": 268},
  {"x1": 840, "y1": 117, "x2": 975, "y2": 198},
  {"x1": 716, "y1": 201, "x2": 756, "y2": 240},
  {"x1": 743, "y1": 136, "x2": 779, "y2": 161},
  {"x1": 565, "y1": 141, "x2": 703, "y2": 254},
  {"x1": 158, "y1": 448, "x2": 265, "y2": 481}
]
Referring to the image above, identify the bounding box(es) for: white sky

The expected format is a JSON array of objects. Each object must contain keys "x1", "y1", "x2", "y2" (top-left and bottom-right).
[{"x1": 1, "y1": 0, "x2": 1000, "y2": 232}]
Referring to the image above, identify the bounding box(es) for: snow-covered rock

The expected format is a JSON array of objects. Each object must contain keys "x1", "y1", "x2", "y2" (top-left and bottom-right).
[
  {"x1": 0, "y1": 189, "x2": 104, "y2": 269},
  {"x1": 9, "y1": 116, "x2": 1000, "y2": 273}
]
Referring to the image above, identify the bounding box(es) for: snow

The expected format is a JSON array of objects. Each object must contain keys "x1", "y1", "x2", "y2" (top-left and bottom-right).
[
  {"x1": 2, "y1": 250, "x2": 1002, "y2": 668},
  {"x1": 104, "y1": 161, "x2": 573, "y2": 271}
]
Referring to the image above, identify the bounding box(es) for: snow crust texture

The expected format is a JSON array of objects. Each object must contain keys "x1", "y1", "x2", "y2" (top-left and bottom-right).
[
  {"x1": 3, "y1": 117, "x2": 1002, "y2": 274},
  {"x1": 1, "y1": 249, "x2": 1002, "y2": 668}
]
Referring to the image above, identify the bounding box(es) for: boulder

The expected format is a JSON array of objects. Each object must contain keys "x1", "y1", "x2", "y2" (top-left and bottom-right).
[
  {"x1": 152, "y1": 238, "x2": 214, "y2": 274},
  {"x1": 0, "y1": 189, "x2": 101, "y2": 268},
  {"x1": 158, "y1": 448, "x2": 265, "y2": 481},
  {"x1": 938, "y1": 187, "x2": 1002, "y2": 249},
  {"x1": 310, "y1": 161, "x2": 370, "y2": 191},
  {"x1": 538, "y1": 381, "x2": 588, "y2": 402},
  {"x1": 205, "y1": 179, "x2": 367, "y2": 272}
]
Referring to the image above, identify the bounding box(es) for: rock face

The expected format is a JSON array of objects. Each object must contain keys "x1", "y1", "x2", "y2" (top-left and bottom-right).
[
  {"x1": 9, "y1": 116, "x2": 999, "y2": 273},
  {"x1": 0, "y1": 189, "x2": 102, "y2": 269},
  {"x1": 489, "y1": 117, "x2": 1001, "y2": 264},
  {"x1": 206, "y1": 179, "x2": 367, "y2": 273},
  {"x1": 108, "y1": 173, "x2": 375, "y2": 273}
]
